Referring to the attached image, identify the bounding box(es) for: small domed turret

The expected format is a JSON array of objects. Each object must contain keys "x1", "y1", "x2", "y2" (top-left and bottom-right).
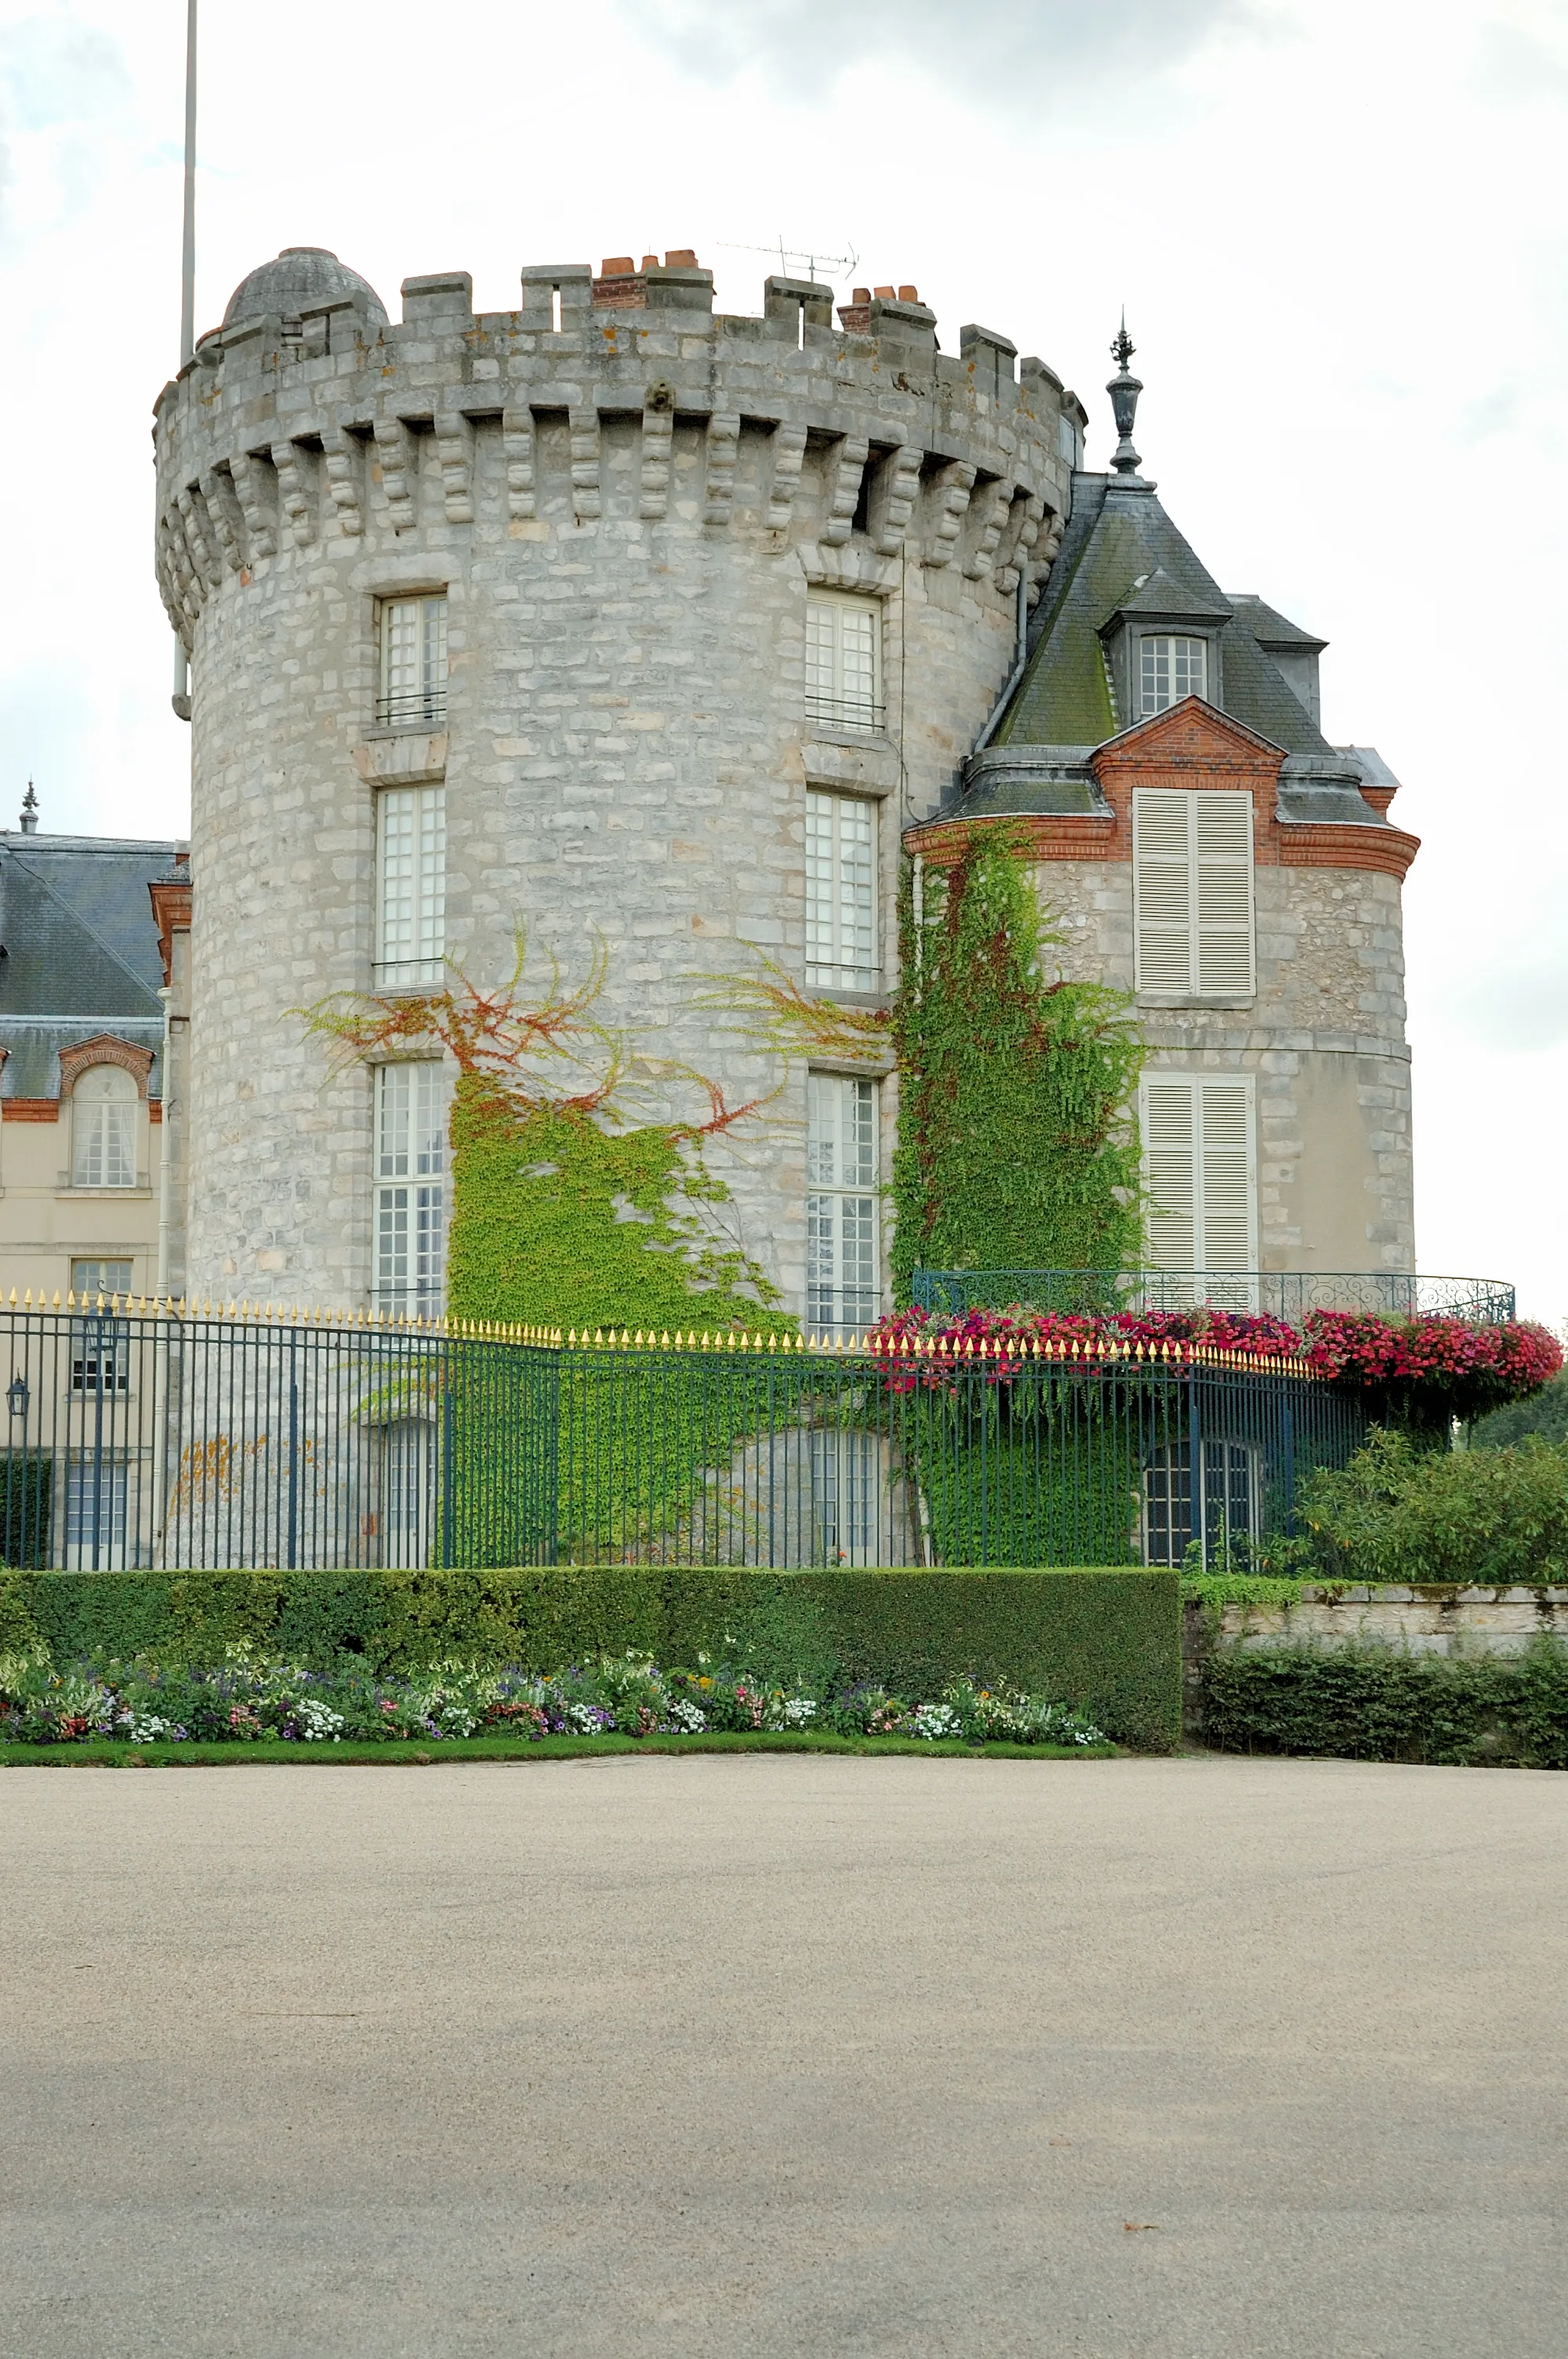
[{"x1": 222, "y1": 246, "x2": 387, "y2": 330}]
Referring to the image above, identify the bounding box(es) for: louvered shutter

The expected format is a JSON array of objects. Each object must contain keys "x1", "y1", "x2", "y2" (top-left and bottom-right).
[
  {"x1": 1193, "y1": 794, "x2": 1254, "y2": 995},
  {"x1": 1142, "y1": 1075, "x2": 1256, "y2": 1274},
  {"x1": 1133, "y1": 791, "x2": 1193, "y2": 994},
  {"x1": 1142, "y1": 1078, "x2": 1198, "y2": 1268},
  {"x1": 1134, "y1": 790, "x2": 1254, "y2": 998},
  {"x1": 1196, "y1": 1080, "x2": 1255, "y2": 1270}
]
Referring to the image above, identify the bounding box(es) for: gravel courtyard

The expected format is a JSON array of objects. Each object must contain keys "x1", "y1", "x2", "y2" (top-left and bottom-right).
[{"x1": 2, "y1": 1754, "x2": 1564, "y2": 2357}]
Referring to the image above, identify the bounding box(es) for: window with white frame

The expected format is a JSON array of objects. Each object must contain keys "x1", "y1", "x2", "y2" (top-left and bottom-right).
[
  {"x1": 71, "y1": 1065, "x2": 137, "y2": 1189},
  {"x1": 69, "y1": 1260, "x2": 134, "y2": 1393},
  {"x1": 1144, "y1": 1438, "x2": 1261, "y2": 1568},
  {"x1": 64, "y1": 1456, "x2": 129, "y2": 1568},
  {"x1": 1133, "y1": 788, "x2": 1254, "y2": 1001},
  {"x1": 71, "y1": 1259, "x2": 133, "y2": 1303},
  {"x1": 377, "y1": 593, "x2": 448, "y2": 728},
  {"x1": 1140, "y1": 1074, "x2": 1257, "y2": 1285},
  {"x1": 806, "y1": 791, "x2": 877, "y2": 989},
  {"x1": 373, "y1": 1062, "x2": 448, "y2": 1316},
  {"x1": 1139, "y1": 633, "x2": 1207, "y2": 716},
  {"x1": 806, "y1": 591, "x2": 882, "y2": 734},
  {"x1": 807, "y1": 1072, "x2": 880, "y2": 1336},
  {"x1": 378, "y1": 1418, "x2": 434, "y2": 1568},
  {"x1": 376, "y1": 784, "x2": 446, "y2": 989}
]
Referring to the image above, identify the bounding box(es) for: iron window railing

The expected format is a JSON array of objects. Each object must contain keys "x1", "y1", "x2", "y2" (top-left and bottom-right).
[
  {"x1": 374, "y1": 686, "x2": 448, "y2": 729},
  {"x1": 804, "y1": 689, "x2": 886, "y2": 735}
]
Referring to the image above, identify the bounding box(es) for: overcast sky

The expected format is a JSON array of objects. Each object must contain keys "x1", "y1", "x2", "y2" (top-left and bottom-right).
[{"x1": 2, "y1": 0, "x2": 1565, "y2": 1317}]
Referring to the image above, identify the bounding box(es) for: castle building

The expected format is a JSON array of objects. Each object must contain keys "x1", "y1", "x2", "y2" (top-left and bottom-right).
[
  {"x1": 0, "y1": 794, "x2": 189, "y2": 1307},
  {"x1": 153, "y1": 252, "x2": 1414, "y2": 1325}
]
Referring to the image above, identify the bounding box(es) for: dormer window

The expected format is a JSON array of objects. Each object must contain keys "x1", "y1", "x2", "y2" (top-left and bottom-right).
[{"x1": 1140, "y1": 635, "x2": 1207, "y2": 716}]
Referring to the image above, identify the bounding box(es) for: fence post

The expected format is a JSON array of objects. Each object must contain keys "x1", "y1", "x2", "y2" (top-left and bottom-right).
[
  {"x1": 1186, "y1": 1367, "x2": 1202, "y2": 1568},
  {"x1": 441, "y1": 1341, "x2": 456, "y2": 1570},
  {"x1": 1281, "y1": 1390, "x2": 1296, "y2": 1534},
  {"x1": 286, "y1": 1335, "x2": 299, "y2": 1571}
]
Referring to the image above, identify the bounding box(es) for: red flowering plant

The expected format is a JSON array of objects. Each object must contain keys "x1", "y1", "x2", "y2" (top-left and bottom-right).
[
  {"x1": 866, "y1": 1302, "x2": 1305, "y2": 1395},
  {"x1": 1301, "y1": 1312, "x2": 1563, "y2": 1423},
  {"x1": 866, "y1": 1302, "x2": 1562, "y2": 1420}
]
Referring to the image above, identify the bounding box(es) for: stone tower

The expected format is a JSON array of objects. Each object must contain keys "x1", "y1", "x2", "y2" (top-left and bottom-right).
[{"x1": 153, "y1": 248, "x2": 1080, "y2": 1319}]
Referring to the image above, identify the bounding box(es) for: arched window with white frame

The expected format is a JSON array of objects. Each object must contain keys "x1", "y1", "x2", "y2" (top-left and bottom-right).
[{"x1": 71, "y1": 1063, "x2": 138, "y2": 1189}]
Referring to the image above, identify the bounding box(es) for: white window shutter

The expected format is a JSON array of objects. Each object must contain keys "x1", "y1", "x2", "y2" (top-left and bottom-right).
[
  {"x1": 1134, "y1": 788, "x2": 1254, "y2": 1000},
  {"x1": 1193, "y1": 794, "x2": 1254, "y2": 996},
  {"x1": 1133, "y1": 791, "x2": 1193, "y2": 995},
  {"x1": 1142, "y1": 1078, "x2": 1198, "y2": 1268},
  {"x1": 1196, "y1": 1079, "x2": 1256, "y2": 1270},
  {"x1": 1142, "y1": 1074, "x2": 1257, "y2": 1274}
]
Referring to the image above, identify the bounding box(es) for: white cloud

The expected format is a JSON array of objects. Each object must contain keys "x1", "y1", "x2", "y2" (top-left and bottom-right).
[{"x1": 620, "y1": 0, "x2": 1265, "y2": 104}]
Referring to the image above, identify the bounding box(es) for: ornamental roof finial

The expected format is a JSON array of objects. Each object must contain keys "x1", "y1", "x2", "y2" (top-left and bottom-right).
[
  {"x1": 1107, "y1": 311, "x2": 1144, "y2": 477},
  {"x1": 19, "y1": 782, "x2": 38, "y2": 834}
]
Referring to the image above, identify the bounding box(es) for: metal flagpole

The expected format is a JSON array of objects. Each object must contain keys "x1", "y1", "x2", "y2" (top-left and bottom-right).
[{"x1": 172, "y1": 0, "x2": 197, "y2": 720}]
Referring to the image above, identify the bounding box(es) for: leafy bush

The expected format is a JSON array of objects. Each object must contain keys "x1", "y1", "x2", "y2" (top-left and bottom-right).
[
  {"x1": 0, "y1": 1564, "x2": 1181, "y2": 1750},
  {"x1": 1471, "y1": 1369, "x2": 1568, "y2": 1452},
  {"x1": 1292, "y1": 1427, "x2": 1568, "y2": 1585},
  {"x1": 0, "y1": 1646, "x2": 1110, "y2": 1751},
  {"x1": 1202, "y1": 1642, "x2": 1568, "y2": 1768}
]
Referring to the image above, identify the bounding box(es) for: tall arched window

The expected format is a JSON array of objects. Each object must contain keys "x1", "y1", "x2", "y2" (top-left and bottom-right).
[{"x1": 71, "y1": 1063, "x2": 138, "y2": 1188}]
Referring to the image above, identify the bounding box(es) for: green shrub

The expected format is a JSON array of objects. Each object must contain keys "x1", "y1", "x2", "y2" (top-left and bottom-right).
[
  {"x1": 1202, "y1": 1642, "x2": 1568, "y2": 1768},
  {"x1": 1471, "y1": 1370, "x2": 1568, "y2": 1452},
  {"x1": 2, "y1": 1564, "x2": 1180, "y2": 1751},
  {"x1": 1293, "y1": 1427, "x2": 1568, "y2": 1585}
]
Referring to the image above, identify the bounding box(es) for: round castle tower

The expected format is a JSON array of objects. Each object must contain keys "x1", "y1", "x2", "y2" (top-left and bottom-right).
[{"x1": 153, "y1": 249, "x2": 1080, "y2": 1316}]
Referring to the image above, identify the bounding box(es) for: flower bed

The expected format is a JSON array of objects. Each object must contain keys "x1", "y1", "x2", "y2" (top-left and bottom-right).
[
  {"x1": 0, "y1": 1648, "x2": 1108, "y2": 1751},
  {"x1": 869, "y1": 1304, "x2": 1562, "y2": 1418}
]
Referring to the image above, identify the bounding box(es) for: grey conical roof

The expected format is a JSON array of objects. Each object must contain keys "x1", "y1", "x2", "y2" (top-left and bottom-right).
[
  {"x1": 223, "y1": 247, "x2": 387, "y2": 329},
  {"x1": 993, "y1": 477, "x2": 1334, "y2": 757}
]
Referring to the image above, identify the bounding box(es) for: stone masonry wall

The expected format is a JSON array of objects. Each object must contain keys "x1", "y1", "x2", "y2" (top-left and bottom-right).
[
  {"x1": 154, "y1": 267, "x2": 1071, "y2": 1310},
  {"x1": 1029, "y1": 859, "x2": 1414, "y2": 1272}
]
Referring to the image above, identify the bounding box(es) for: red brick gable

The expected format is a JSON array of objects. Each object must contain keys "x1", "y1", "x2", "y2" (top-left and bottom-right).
[
  {"x1": 1090, "y1": 696, "x2": 1285, "y2": 863},
  {"x1": 907, "y1": 696, "x2": 1419, "y2": 880}
]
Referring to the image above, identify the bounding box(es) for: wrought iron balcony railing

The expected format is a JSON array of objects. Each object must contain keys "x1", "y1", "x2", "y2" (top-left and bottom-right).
[
  {"x1": 804, "y1": 691, "x2": 885, "y2": 736},
  {"x1": 374, "y1": 688, "x2": 448, "y2": 729},
  {"x1": 911, "y1": 1270, "x2": 1519, "y2": 1324}
]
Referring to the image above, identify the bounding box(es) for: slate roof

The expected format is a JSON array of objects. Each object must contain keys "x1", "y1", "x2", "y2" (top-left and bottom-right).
[
  {"x1": 0, "y1": 832, "x2": 180, "y2": 1098},
  {"x1": 1225, "y1": 594, "x2": 1327, "y2": 654},
  {"x1": 994, "y1": 474, "x2": 1334, "y2": 758}
]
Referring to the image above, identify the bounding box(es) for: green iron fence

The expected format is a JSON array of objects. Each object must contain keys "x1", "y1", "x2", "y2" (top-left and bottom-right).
[{"x1": 0, "y1": 1300, "x2": 1367, "y2": 1571}]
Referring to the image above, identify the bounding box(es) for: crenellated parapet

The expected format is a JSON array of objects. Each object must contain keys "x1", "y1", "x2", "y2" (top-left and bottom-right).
[{"x1": 151, "y1": 255, "x2": 1075, "y2": 648}]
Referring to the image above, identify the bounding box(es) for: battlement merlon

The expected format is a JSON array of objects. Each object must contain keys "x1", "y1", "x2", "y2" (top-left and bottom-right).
[{"x1": 152, "y1": 257, "x2": 1077, "y2": 649}]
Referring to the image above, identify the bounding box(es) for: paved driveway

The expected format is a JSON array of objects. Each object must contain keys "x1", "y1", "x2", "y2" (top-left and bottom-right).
[{"x1": 2, "y1": 1754, "x2": 1564, "y2": 2357}]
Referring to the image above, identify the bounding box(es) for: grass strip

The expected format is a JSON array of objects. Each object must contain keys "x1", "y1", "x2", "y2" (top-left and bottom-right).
[{"x1": 0, "y1": 1731, "x2": 1118, "y2": 1768}]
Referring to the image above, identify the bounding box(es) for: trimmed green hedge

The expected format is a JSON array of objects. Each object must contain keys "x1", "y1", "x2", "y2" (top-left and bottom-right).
[
  {"x1": 1203, "y1": 1643, "x2": 1568, "y2": 1768},
  {"x1": 0, "y1": 1565, "x2": 1181, "y2": 1751}
]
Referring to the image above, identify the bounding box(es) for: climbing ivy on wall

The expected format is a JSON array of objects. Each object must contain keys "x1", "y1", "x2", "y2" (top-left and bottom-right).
[
  {"x1": 297, "y1": 939, "x2": 786, "y2": 1336},
  {"x1": 891, "y1": 828, "x2": 1146, "y2": 1300},
  {"x1": 445, "y1": 1081, "x2": 781, "y2": 1334}
]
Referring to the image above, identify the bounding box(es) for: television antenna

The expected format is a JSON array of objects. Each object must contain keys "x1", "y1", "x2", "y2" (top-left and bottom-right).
[{"x1": 716, "y1": 238, "x2": 859, "y2": 289}]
